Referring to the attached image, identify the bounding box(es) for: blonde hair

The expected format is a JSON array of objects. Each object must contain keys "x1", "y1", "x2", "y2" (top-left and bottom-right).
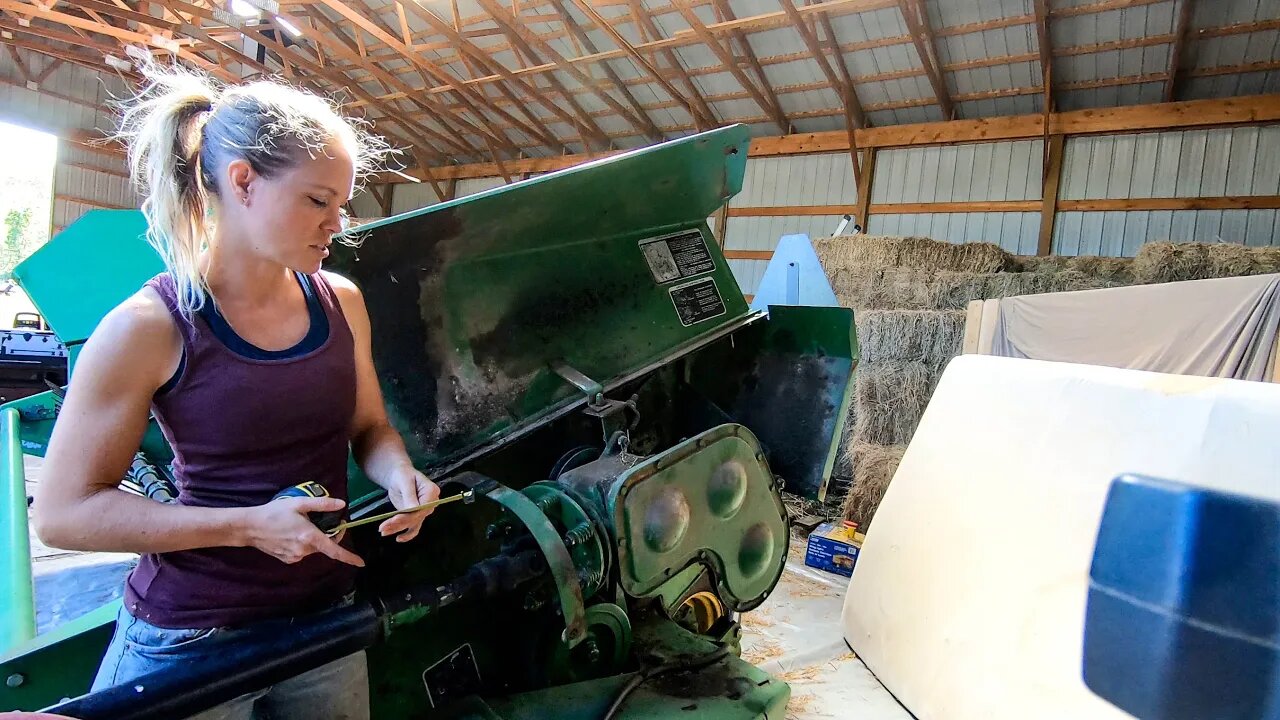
[{"x1": 114, "y1": 63, "x2": 389, "y2": 319}]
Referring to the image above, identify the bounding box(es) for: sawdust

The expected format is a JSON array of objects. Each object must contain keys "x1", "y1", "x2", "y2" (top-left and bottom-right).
[{"x1": 740, "y1": 611, "x2": 774, "y2": 628}]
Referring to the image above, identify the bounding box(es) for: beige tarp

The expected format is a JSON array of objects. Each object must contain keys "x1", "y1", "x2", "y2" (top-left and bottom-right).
[
  {"x1": 980, "y1": 274, "x2": 1280, "y2": 382},
  {"x1": 842, "y1": 355, "x2": 1280, "y2": 720}
]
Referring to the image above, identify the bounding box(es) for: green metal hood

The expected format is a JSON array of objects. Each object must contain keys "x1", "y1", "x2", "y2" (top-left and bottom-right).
[{"x1": 326, "y1": 125, "x2": 753, "y2": 472}]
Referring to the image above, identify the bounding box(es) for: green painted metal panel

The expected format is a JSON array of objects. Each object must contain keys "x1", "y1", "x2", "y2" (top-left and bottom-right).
[
  {"x1": 326, "y1": 125, "x2": 752, "y2": 483},
  {"x1": 610, "y1": 424, "x2": 787, "y2": 612},
  {"x1": 0, "y1": 407, "x2": 34, "y2": 655},
  {"x1": 13, "y1": 209, "x2": 164, "y2": 347},
  {"x1": 0, "y1": 601, "x2": 117, "y2": 710}
]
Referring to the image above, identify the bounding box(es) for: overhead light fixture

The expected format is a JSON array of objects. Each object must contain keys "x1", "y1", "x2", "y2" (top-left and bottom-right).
[
  {"x1": 274, "y1": 16, "x2": 302, "y2": 37},
  {"x1": 230, "y1": 0, "x2": 260, "y2": 17}
]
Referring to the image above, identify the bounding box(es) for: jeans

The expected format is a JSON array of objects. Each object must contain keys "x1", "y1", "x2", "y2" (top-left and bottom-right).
[{"x1": 91, "y1": 603, "x2": 369, "y2": 720}]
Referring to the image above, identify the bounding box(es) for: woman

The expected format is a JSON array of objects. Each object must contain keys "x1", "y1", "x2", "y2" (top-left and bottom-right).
[{"x1": 32, "y1": 64, "x2": 437, "y2": 719}]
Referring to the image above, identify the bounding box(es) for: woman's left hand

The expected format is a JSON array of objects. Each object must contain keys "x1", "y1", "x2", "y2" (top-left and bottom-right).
[{"x1": 378, "y1": 466, "x2": 441, "y2": 543}]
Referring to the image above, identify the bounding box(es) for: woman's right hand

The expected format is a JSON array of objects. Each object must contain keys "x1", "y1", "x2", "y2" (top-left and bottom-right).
[{"x1": 241, "y1": 496, "x2": 365, "y2": 568}]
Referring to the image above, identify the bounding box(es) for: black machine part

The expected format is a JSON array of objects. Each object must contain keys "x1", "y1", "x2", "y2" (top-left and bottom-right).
[{"x1": 41, "y1": 551, "x2": 545, "y2": 720}]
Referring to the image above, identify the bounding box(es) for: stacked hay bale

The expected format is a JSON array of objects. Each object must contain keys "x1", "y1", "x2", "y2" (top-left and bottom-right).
[
  {"x1": 1131, "y1": 243, "x2": 1280, "y2": 283},
  {"x1": 816, "y1": 236, "x2": 1136, "y2": 527},
  {"x1": 820, "y1": 235, "x2": 1280, "y2": 527}
]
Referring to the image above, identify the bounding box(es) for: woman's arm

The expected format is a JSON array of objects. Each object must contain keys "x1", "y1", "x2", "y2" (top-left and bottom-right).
[
  {"x1": 34, "y1": 289, "x2": 363, "y2": 567},
  {"x1": 327, "y1": 272, "x2": 440, "y2": 543}
]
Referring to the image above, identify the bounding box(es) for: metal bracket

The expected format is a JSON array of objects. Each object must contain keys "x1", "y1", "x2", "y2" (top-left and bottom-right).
[
  {"x1": 550, "y1": 362, "x2": 637, "y2": 445},
  {"x1": 442, "y1": 472, "x2": 588, "y2": 647}
]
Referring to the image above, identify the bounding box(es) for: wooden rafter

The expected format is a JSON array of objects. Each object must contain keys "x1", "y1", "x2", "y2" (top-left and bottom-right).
[
  {"x1": 32, "y1": 56, "x2": 61, "y2": 83},
  {"x1": 473, "y1": 0, "x2": 618, "y2": 147},
  {"x1": 280, "y1": 4, "x2": 496, "y2": 157},
  {"x1": 5, "y1": 43, "x2": 32, "y2": 82},
  {"x1": 160, "y1": 0, "x2": 463, "y2": 168},
  {"x1": 1164, "y1": 0, "x2": 1196, "y2": 102},
  {"x1": 670, "y1": 0, "x2": 789, "y2": 133},
  {"x1": 710, "y1": 0, "x2": 789, "y2": 130},
  {"x1": 780, "y1": 0, "x2": 860, "y2": 177},
  {"x1": 897, "y1": 0, "x2": 952, "y2": 120},
  {"x1": 814, "y1": 5, "x2": 868, "y2": 183},
  {"x1": 314, "y1": 0, "x2": 534, "y2": 157},
  {"x1": 1033, "y1": 0, "x2": 1052, "y2": 173},
  {"x1": 398, "y1": 1, "x2": 589, "y2": 152},
  {"x1": 619, "y1": 0, "x2": 717, "y2": 128},
  {"x1": 547, "y1": 0, "x2": 663, "y2": 142},
  {"x1": 0, "y1": 0, "x2": 237, "y2": 81}
]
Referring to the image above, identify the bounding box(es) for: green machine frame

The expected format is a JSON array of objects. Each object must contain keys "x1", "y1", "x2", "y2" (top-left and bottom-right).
[{"x1": 0, "y1": 124, "x2": 857, "y2": 719}]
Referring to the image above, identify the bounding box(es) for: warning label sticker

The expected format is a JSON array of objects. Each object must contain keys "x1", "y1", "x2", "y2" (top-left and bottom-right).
[
  {"x1": 639, "y1": 229, "x2": 715, "y2": 284},
  {"x1": 669, "y1": 277, "x2": 726, "y2": 327}
]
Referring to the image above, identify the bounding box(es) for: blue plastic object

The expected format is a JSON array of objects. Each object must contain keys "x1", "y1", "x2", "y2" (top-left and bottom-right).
[
  {"x1": 1083, "y1": 474, "x2": 1280, "y2": 720},
  {"x1": 748, "y1": 234, "x2": 839, "y2": 312}
]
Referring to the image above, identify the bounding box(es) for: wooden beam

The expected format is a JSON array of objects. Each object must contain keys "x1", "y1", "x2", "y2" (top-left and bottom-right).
[
  {"x1": 780, "y1": 0, "x2": 857, "y2": 133},
  {"x1": 5, "y1": 44, "x2": 32, "y2": 83},
  {"x1": 1037, "y1": 134, "x2": 1064, "y2": 256},
  {"x1": 854, "y1": 147, "x2": 876, "y2": 230},
  {"x1": 476, "y1": 0, "x2": 646, "y2": 145},
  {"x1": 547, "y1": 0, "x2": 664, "y2": 142},
  {"x1": 63, "y1": 160, "x2": 129, "y2": 179},
  {"x1": 670, "y1": 0, "x2": 789, "y2": 133},
  {"x1": 378, "y1": 95, "x2": 1280, "y2": 182},
  {"x1": 897, "y1": 0, "x2": 952, "y2": 119},
  {"x1": 32, "y1": 57, "x2": 60, "y2": 83},
  {"x1": 813, "y1": 6, "x2": 866, "y2": 184},
  {"x1": 0, "y1": 0, "x2": 237, "y2": 82},
  {"x1": 397, "y1": 0, "x2": 580, "y2": 151},
  {"x1": 727, "y1": 201, "x2": 1040, "y2": 217},
  {"x1": 1059, "y1": 197, "x2": 1280, "y2": 211},
  {"x1": 724, "y1": 249, "x2": 774, "y2": 260},
  {"x1": 161, "y1": 0, "x2": 470, "y2": 161},
  {"x1": 621, "y1": 0, "x2": 718, "y2": 128},
  {"x1": 315, "y1": 0, "x2": 534, "y2": 156},
  {"x1": 1165, "y1": 0, "x2": 1196, "y2": 102},
  {"x1": 54, "y1": 193, "x2": 130, "y2": 210},
  {"x1": 1050, "y1": 0, "x2": 1167, "y2": 16},
  {"x1": 1198, "y1": 18, "x2": 1280, "y2": 39},
  {"x1": 714, "y1": 0, "x2": 790, "y2": 131}
]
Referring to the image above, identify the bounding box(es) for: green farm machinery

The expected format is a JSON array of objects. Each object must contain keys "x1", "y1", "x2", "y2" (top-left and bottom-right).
[{"x1": 0, "y1": 125, "x2": 857, "y2": 719}]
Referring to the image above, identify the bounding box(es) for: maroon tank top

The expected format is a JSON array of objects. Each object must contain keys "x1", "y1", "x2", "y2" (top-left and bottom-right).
[{"x1": 123, "y1": 271, "x2": 359, "y2": 629}]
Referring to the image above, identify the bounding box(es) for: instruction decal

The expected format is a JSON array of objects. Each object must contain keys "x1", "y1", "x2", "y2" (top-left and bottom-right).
[
  {"x1": 639, "y1": 229, "x2": 715, "y2": 284},
  {"x1": 669, "y1": 277, "x2": 726, "y2": 327}
]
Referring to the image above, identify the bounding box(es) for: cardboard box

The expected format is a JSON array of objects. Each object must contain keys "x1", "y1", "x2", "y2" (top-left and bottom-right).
[{"x1": 805, "y1": 520, "x2": 862, "y2": 577}]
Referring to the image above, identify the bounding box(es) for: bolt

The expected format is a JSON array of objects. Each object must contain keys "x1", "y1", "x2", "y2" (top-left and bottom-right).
[
  {"x1": 6, "y1": 673, "x2": 23, "y2": 688},
  {"x1": 535, "y1": 495, "x2": 559, "y2": 513}
]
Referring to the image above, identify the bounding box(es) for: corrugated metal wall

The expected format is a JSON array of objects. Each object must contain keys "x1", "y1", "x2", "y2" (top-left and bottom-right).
[
  {"x1": 868, "y1": 139, "x2": 1043, "y2": 257},
  {"x1": 723, "y1": 152, "x2": 858, "y2": 295},
  {"x1": 0, "y1": 49, "x2": 137, "y2": 234},
  {"x1": 1054, "y1": 125, "x2": 1280, "y2": 256}
]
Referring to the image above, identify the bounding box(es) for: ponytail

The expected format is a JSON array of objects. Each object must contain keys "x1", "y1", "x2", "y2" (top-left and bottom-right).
[
  {"x1": 114, "y1": 63, "x2": 392, "y2": 321},
  {"x1": 116, "y1": 64, "x2": 218, "y2": 320}
]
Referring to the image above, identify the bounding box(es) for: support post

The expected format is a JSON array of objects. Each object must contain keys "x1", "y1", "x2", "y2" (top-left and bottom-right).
[
  {"x1": 854, "y1": 147, "x2": 877, "y2": 233},
  {"x1": 1038, "y1": 134, "x2": 1065, "y2": 256}
]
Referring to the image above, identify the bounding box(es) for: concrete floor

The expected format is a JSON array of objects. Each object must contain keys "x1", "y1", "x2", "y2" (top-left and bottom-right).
[{"x1": 24, "y1": 454, "x2": 137, "y2": 634}]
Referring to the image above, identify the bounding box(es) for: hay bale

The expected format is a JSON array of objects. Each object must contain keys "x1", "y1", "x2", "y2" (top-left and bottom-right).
[
  {"x1": 852, "y1": 361, "x2": 939, "y2": 445},
  {"x1": 840, "y1": 442, "x2": 906, "y2": 528},
  {"x1": 815, "y1": 235, "x2": 1014, "y2": 274},
  {"x1": 1133, "y1": 242, "x2": 1280, "y2": 284},
  {"x1": 856, "y1": 310, "x2": 966, "y2": 365},
  {"x1": 1013, "y1": 255, "x2": 1135, "y2": 282}
]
